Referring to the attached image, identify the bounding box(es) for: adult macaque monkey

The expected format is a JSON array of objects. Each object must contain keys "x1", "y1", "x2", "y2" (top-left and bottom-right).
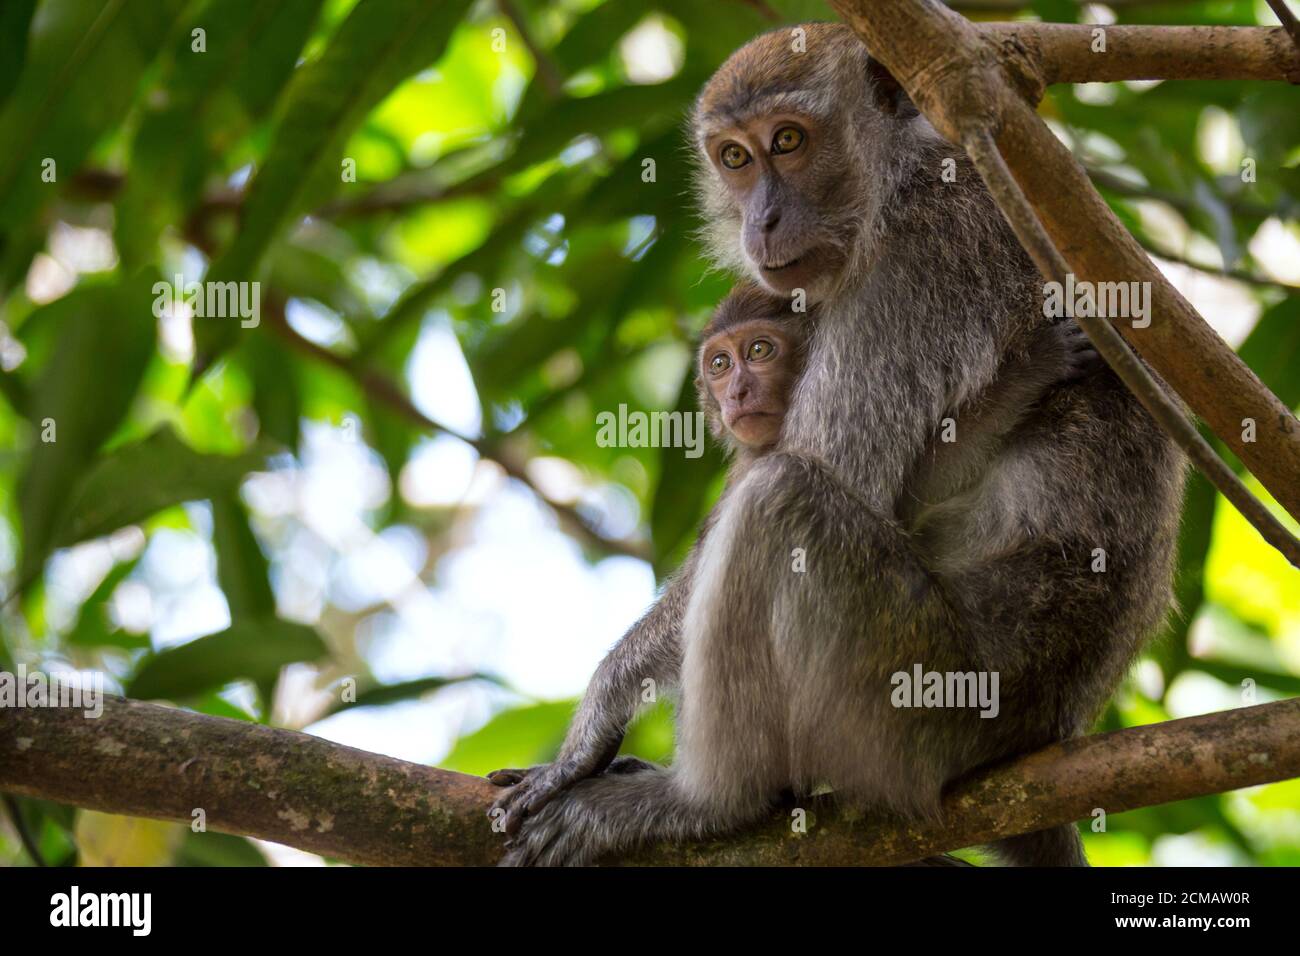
[{"x1": 491, "y1": 23, "x2": 1183, "y2": 867}]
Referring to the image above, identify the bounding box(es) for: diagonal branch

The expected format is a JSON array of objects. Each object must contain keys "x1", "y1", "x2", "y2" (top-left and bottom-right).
[
  {"x1": 964, "y1": 129, "x2": 1299, "y2": 566},
  {"x1": 828, "y1": 0, "x2": 1300, "y2": 535},
  {"x1": 1264, "y1": 0, "x2": 1300, "y2": 52},
  {"x1": 2, "y1": 693, "x2": 1298, "y2": 865}
]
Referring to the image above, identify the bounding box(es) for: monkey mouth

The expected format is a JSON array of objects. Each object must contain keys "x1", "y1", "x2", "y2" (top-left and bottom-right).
[
  {"x1": 761, "y1": 256, "x2": 802, "y2": 272},
  {"x1": 730, "y1": 410, "x2": 776, "y2": 428}
]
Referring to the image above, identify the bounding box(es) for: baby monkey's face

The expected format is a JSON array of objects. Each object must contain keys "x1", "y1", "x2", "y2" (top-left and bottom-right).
[{"x1": 700, "y1": 317, "x2": 803, "y2": 449}]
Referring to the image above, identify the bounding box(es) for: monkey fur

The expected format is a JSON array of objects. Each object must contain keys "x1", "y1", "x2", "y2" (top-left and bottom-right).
[{"x1": 489, "y1": 23, "x2": 1184, "y2": 867}]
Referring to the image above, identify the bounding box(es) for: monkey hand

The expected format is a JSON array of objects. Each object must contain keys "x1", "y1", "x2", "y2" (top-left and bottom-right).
[
  {"x1": 487, "y1": 743, "x2": 643, "y2": 837},
  {"x1": 495, "y1": 779, "x2": 607, "y2": 866},
  {"x1": 487, "y1": 752, "x2": 659, "y2": 847},
  {"x1": 1053, "y1": 320, "x2": 1103, "y2": 383},
  {"x1": 486, "y1": 759, "x2": 582, "y2": 838},
  {"x1": 496, "y1": 768, "x2": 666, "y2": 866}
]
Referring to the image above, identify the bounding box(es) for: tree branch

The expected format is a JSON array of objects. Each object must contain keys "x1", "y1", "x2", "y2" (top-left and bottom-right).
[
  {"x1": 2, "y1": 693, "x2": 1298, "y2": 865},
  {"x1": 964, "y1": 128, "x2": 1299, "y2": 565},
  {"x1": 496, "y1": 0, "x2": 565, "y2": 99},
  {"x1": 1085, "y1": 166, "x2": 1278, "y2": 223},
  {"x1": 947, "y1": 0, "x2": 1211, "y2": 9},
  {"x1": 1264, "y1": 0, "x2": 1300, "y2": 53},
  {"x1": 261, "y1": 299, "x2": 651, "y2": 562},
  {"x1": 989, "y1": 24, "x2": 1300, "y2": 85},
  {"x1": 735, "y1": 1, "x2": 1300, "y2": 84},
  {"x1": 1141, "y1": 242, "x2": 1300, "y2": 295}
]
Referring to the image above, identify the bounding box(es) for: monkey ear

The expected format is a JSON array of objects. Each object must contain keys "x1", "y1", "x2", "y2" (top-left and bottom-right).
[{"x1": 865, "y1": 57, "x2": 918, "y2": 118}]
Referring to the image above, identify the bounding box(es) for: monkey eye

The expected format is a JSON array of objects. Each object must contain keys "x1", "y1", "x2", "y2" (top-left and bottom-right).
[
  {"x1": 748, "y1": 339, "x2": 775, "y2": 361},
  {"x1": 771, "y1": 126, "x2": 804, "y2": 155},
  {"x1": 719, "y1": 143, "x2": 751, "y2": 170},
  {"x1": 709, "y1": 352, "x2": 732, "y2": 374}
]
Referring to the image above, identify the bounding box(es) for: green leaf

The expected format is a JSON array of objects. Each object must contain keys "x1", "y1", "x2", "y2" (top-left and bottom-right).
[
  {"x1": 17, "y1": 279, "x2": 158, "y2": 583},
  {"x1": 0, "y1": 0, "x2": 37, "y2": 108},
  {"x1": 463, "y1": 73, "x2": 703, "y2": 192},
  {"x1": 52, "y1": 427, "x2": 271, "y2": 551},
  {"x1": 211, "y1": 492, "x2": 275, "y2": 619},
  {"x1": 1153, "y1": 470, "x2": 1215, "y2": 680},
  {"x1": 621, "y1": 697, "x2": 675, "y2": 763},
  {"x1": 325, "y1": 673, "x2": 497, "y2": 716},
  {"x1": 366, "y1": 397, "x2": 418, "y2": 511},
  {"x1": 566, "y1": 128, "x2": 692, "y2": 228},
  {"x1": 195, "y1": 0, "x2": 473, "y2": 368},
  {"x1": 441, "y1": 700, "x2": 575, "y2": 776},
  {"x1": 115, "y1": 0, "x2": 326, "y2": 268},
  {"x1": 0, "y1": 0, "x2": 189, "y2": 231},
  {"x1": 66, "y1": 558, "x2": 149, "y2": 650},
  {"x1": 511, "y1": 0, "x2": 647, "y2": 119},
  {"x1": 243, "y1": 333, "x2": 302, "y2": 450},
  {"x1": 177, "y1": 831, "x2": 268, "y2": 867},
  {"x1": 1237, "y1": 296, "x2": 1300, "y2": 412},
  {"x1": 266, "y1": 237, "x2": 372, "y2": 326},
  {"x1": 1238, "y1": 86, "x2": 1300, "y2": 168},
  {"x1": 188, "y1": 691, "x2": 258, "y2": 722},
  {"x1": 355, "y1": 201, "x2": 541, "y2": 361},
  {"x1": 127, "y1": 618, "x2": 328, "y2": 701}
]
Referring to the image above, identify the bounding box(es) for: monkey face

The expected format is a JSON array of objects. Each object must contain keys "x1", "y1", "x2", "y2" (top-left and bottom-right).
[
  {"x1": 701, "y1": 114, "x2": 848, "y2": 299},
  {"x1": 700, "y1": 318, "x2": 802, "y2": 449},
  {"x1": 692, "y1": 25, "x2": 881, "y2": 301}
]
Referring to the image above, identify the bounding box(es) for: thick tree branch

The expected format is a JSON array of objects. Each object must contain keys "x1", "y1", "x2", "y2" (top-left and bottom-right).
[
  {"x1": 948, "y1": 0, "x2": 1211, "y2": 9},
  {"x1": 829, "y1": 0, "x2": 1300, "y2": 531},
  {"x1": 737, "y1": 2, "x2": 1300, "y2": 83},
  {"x1": 989, "y1": 24, "x2": 1300, "y2": 85},
  {"x1": 2, "y1": 693, "x2": 1298, "y2": 865}
]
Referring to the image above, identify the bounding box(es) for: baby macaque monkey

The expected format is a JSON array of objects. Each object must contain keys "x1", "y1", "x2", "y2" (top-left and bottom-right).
[{"x1": 695, "y1": 281, "x2": 814, "y2": 467}]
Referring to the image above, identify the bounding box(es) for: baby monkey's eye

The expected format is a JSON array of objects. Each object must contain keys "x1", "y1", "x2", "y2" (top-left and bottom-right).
[
  {"x1": 720, "y1": 143, "x2": 751, "y2": 169},
  {"x1": 749, "y1": 339, "x2": 775, "y2": 360},
  {"x1": 772, "y1": 126, "x2": 804, "y2": 154},
  {"x1": 710, "y1": 352, "x2": 732, "y2": 374}
]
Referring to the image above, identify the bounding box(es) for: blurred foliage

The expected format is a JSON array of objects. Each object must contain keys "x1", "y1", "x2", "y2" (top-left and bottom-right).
[{"x1": 0, "y1": 0, "x2": 1297, "y2": 867}]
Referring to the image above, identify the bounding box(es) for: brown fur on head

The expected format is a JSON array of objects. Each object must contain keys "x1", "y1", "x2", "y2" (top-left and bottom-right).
[
  {"x1": 696, "y1": 282, "x2": 815, "y2": 456},
  {"x1": 690, "y1": 23, "x2": 938, "y2": 302}
]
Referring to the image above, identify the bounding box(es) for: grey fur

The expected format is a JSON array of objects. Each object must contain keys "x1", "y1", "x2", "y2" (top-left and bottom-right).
[{"x1": 489, "y1": 23, "x2": 1185, "y2": 867}]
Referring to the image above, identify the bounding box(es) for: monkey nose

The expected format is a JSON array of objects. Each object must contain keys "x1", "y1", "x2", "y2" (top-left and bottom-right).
[{"x1": 761, "y1": 207, "x2": 781, "y2": 232}]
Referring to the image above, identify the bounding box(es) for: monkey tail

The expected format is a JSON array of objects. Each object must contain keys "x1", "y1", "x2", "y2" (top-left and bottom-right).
[{"x1": 988, "y1": 824, "x2": 1088, "y2": 867}]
